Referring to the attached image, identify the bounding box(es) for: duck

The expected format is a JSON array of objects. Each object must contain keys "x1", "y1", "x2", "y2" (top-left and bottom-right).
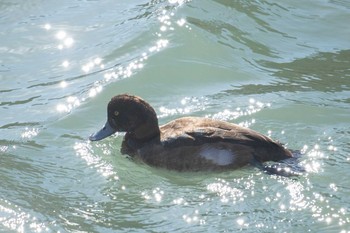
[{"x1": 89, "y1": 94, "x2": 293, "y2": 172}]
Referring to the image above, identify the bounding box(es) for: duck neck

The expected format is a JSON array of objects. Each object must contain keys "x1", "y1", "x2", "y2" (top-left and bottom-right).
[{"x1": 129, "y1": 119, "x2": 161, "y2": 143}]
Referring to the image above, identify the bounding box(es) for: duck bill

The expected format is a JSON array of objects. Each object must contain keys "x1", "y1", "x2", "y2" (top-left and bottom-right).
[{"x1": 89, "y1": 121, "x2": 116, "y2": 141}]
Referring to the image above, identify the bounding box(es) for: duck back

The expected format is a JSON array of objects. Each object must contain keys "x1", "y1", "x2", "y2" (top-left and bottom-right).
[{"x1": 121, "y1": 117, "x2": 292, "y2": 171}]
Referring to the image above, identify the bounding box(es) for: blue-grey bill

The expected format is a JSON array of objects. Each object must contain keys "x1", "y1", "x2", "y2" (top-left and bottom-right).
[{"x1": 89, "y1": 121, "x2": 116, "y2": 141}]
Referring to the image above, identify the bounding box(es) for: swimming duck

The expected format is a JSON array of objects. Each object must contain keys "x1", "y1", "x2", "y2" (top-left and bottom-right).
[{"x1": 89, "y1": 94, "x2": 293, "y2": 171}]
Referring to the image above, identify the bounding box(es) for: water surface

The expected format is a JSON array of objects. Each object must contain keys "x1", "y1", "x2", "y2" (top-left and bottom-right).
[{"x1": 1, "y1": 0, "x2": 350, "y2": 232}]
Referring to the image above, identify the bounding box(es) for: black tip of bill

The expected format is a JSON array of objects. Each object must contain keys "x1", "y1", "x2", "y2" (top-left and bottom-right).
[{"x1": 89, "y1": 121, "x2": 116, "y2": 141}]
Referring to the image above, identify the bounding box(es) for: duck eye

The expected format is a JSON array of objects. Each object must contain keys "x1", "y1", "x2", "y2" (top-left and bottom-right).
[{"x1": 114, "y1": 111, "x2": 119, "y2": 116}]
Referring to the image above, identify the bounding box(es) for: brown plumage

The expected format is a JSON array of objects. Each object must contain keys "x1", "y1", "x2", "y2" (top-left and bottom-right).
[{"x1": 90, "y1": 94, "x2": 293, "y2": 171}]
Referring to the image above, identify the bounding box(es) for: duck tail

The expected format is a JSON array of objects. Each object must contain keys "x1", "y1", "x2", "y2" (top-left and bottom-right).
[{"x1": 251, "y1": 153, "x2": 304, "y2": 177}]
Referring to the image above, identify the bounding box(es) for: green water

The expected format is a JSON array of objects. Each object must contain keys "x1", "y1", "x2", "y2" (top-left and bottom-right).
[{"x1": 1, "y1": 0, "x2": 350, "y2": 232}]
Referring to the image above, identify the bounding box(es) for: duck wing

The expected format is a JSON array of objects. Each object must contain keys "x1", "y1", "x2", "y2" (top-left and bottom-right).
[
  {"x1": 162, "y1": 126, "x2": 272, "y2": 148},
  {"x1": 160, "y1": 117, "x2": 292, "y2": 162}
]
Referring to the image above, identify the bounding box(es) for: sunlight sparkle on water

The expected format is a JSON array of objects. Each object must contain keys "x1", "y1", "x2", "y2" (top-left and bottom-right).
[
  {"x1": 327, "y1": 145, "x2": 337, "y2": 151},
  {"x1": 81, "y1": 57, "x2": 104, "y2": 73},
  {"x1": 300, "y1": 144, "x2": 325, "y2": 173},
  {"x1": 63, "y1": 37, "x2": 74, "y2": 47},
  {"x1": 52, "y1": 3, "x2": 190, "y2": 116},
  {"x1": 182, "y1": 209, "x2": 205, "y2": 225},
  {"x1": 48, "y1": 2, "x2": 191, "y2": 115},
  {"x1": 60, "y1": 80, "x2": 68, "y2": 88},
  {"x1": 94, "y1": 57, "x2": 102, "y2": 65},
  {"x1": 177, "y1": 18, "x2": 186, "y2": 26},
  {"x1": 21, "y1": 128, "x2": 39, "y2": 139},
  {"x1": 275, "y1": 176, "x2": 349, "y2": 228},
  {"x1": 158, "y1": 97, "x2": 207, "y2": 118},
  {"x1": 74, "y1": 142, "x2": 116, "y2": 178},
  {"x1": 89, "y1": 89, "x2": 97, "y2": 97},
  {"x1": 66, "y1": 2, "x2": 175, "y2": 105},
  {"x1": 0, "y1": 146, "x2": 8, "y2": 153},
  {"x1": 53, "y1": 29, "x2": 75, "y2": 49},
  {"x1": 43, "y1": 23, "x2": 51, "y2": 30},
  {"x1": 62, "y1": 60, "x2": 69, "y2": 68},
  {"x1": 168, "y1": 0, "x2": 185, "y2": 5},
  {"x1": 329, "y1": 183, "x2": 338, "y2": 192},
  {"x1": 208, "y1": 98, "x2": 270, "y2": 124},
  {"x1": 149, "y1": 39, "x2": 169, "y2": 52},
  {"x1": 142, "y1": 188, "x2": 164, "y2": 203},
  {"x1": 89, "y1": 85, "x2": 103, "y2": 98},
  {"x1": 56, "y1": 96, "x2": 80, "y2": 113},
  {"x1": 207, "y1": 178, "x2": 245, "y2": 204},
  {"x1": 56, "y1": 104, "x2": 68, "y2": 113},
  {"x1": 153, "y1": 188, "x2": 163, "y2": 202},
  {"x1": 56, "y1": 31, "x2": 66, "y2": 40},
  {"x1": 286, "y1": 182, "x2": 307, "y2": 210},
  {"x1": 82, "y1": 62, "x2": 94, "y2": 73},
  {"x1": 173, "y1": 197, "x2": 186, "y2": 205},
  {"x1": 237, "y1": 218, "x2": 248, "y2": 227},
  {"x1": 0, "y1": 199, "x2": 48, "y2": 233}
]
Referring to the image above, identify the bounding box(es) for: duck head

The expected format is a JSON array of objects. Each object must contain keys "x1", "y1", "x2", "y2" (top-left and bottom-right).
[{"x1": 89, "y1": 94, "x2": 160, "y2": 141}]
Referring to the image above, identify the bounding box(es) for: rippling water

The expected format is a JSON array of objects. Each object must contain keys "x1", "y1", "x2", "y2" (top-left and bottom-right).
[{"x1": 1, "y1": 0, "x2": 350, "y2": 232}]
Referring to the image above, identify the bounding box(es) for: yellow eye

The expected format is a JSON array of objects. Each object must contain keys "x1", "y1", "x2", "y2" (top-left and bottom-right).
[{"x1": 114, "y1": 111, "x2": 119, "y2": 116}]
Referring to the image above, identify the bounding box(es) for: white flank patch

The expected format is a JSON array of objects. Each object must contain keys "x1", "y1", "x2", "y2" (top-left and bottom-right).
[{"x1": 200, "y1": 147, "x2": 235, "y2": 166}]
